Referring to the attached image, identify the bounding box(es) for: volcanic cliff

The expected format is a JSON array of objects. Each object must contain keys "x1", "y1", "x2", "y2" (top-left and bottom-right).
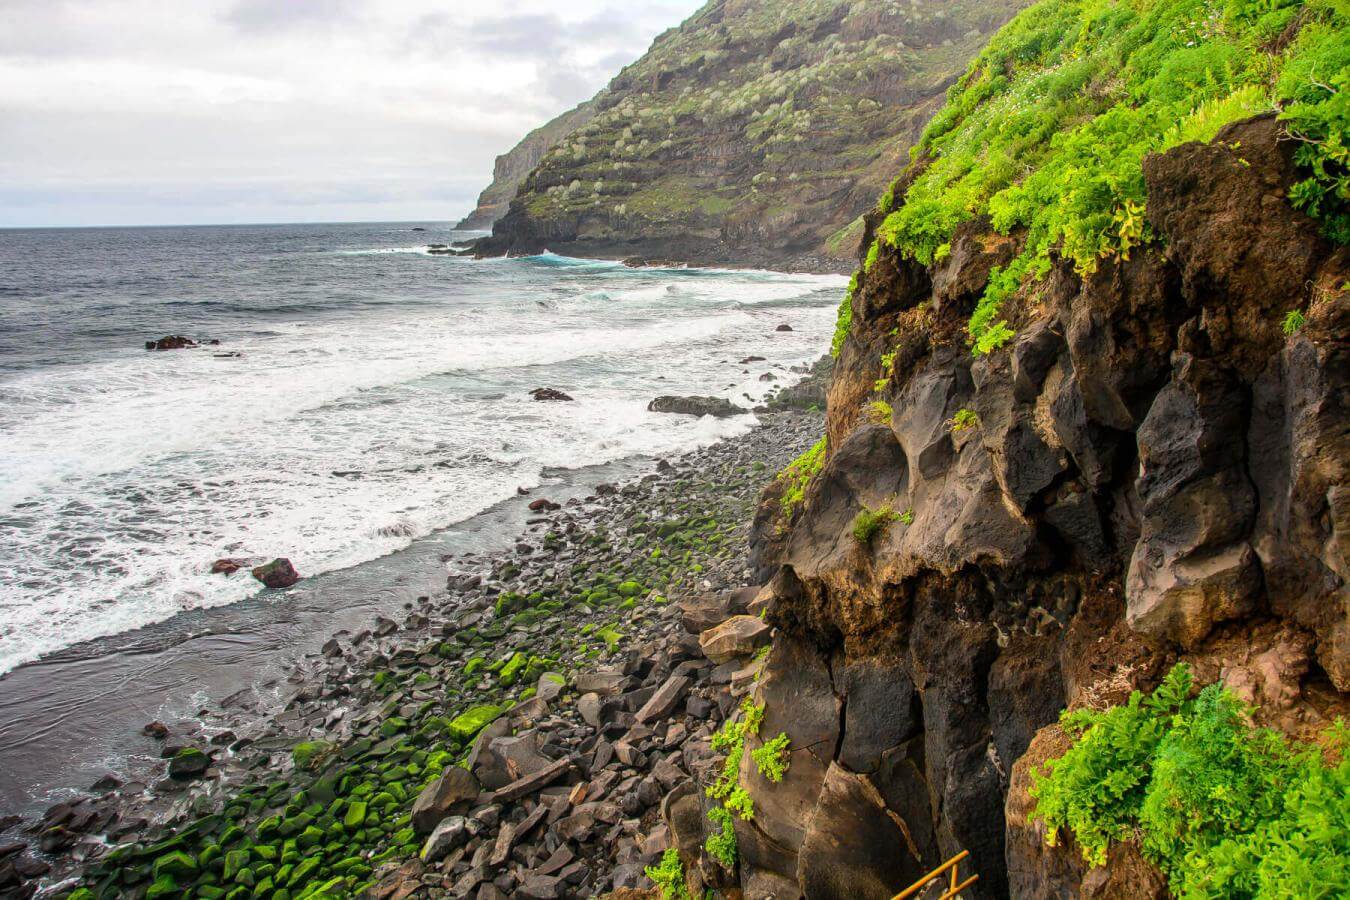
[
  {"x1": 663, "y1": 0, "x2": 1349, "y2": 897},
  {"x1": 472, "y1": 0, "x2": 1027, "y2": 271}
]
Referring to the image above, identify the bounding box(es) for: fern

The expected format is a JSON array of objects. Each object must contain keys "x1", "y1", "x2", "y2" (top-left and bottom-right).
[
  {"x1": 752, "y1": 733, "x2": 792, "y2": 783},
  {"x1": 1031, "y1": 664, "x2": 1350, "y2": 897},
  {"x1": 644, "y1": 848, "x2": 689, "y2": 899}
]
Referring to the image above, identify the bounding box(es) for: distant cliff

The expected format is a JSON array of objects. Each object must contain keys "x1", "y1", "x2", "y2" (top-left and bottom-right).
[
  {"x1": 455, "y1": 101, "x2": 598, "y2": 231},
  {"x1": 473, "y1": 0, "x2": 1026, "y2": 271}
]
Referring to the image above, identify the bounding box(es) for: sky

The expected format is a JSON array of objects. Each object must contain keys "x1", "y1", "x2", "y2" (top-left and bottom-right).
[{"x1": 0, "y1": 0, "x2": 704, "y2": 227}]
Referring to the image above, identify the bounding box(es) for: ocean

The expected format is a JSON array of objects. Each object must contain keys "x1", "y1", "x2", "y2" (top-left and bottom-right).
[
  {"x1": 0, "y1": 222, "x2": 843, "y2": 812},
  {"x1": 0, "y1": 222, "x2": 842, "y2": 675}
]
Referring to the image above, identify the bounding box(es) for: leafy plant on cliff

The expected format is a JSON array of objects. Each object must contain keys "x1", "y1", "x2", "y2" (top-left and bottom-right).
[
  {"x1": 851, "y1": 502, "x2": 899, "y2": 545},
  {"x1": 875, "y1": 0, "x2": 1349, "y2": 355},
  {"x1": 831, "y1": 273, "x2": 859, "y2": 358},
  {"x1": 1031, "y1": 663, "x2": 1350, "y2": 898},
  {"x1": 950, "y1": 408, "x2": 980, "y2": 432},
  {"x1": 645, "y1": 848, "x2": 690, "y2": 899},
  {"x1": 777, "y1": 436, "x2": 826, "y2": 517},
  {"x1": 1283, "y1": 308, "x2": 1308, "y2": 334},
  {"x1": 751, "y1": 732, "x2": 792, "y2": 783}
]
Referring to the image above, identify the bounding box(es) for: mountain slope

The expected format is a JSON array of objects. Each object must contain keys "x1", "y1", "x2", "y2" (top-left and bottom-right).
[
  {"x1": 455, "y1": 101, "x2": 598, "y2": 230},
  {"x1": 473, "y1": 0, "x2": 1029, "y2": 271}
]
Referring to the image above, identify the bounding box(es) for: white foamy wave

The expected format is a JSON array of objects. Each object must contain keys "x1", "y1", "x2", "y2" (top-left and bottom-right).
[{"x1": 0, "y1": 257, "x2": 844, "y2": 673}]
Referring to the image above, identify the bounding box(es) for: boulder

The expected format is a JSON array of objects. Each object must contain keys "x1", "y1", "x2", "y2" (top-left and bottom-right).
[
  {"x1": 145, "y1": 335, "x2": 199, "y2": 351},
  {"x1": 411, "y1": 766, "x2": 480, "y2": 833},
  {"x1": 679, "y1": 594, "x2": 736, "y2": 634},
  {"x1": 698, "y1": 615, "x2": 770, "y2": 664},
  {"x1": 647, "y1": 396, "x2": 745, "y2": 418},
  {"x1": 251, "y1": 558, "x2": 300, "y2": 589},
  {"x1": 420, "y1": 816, "x2": 468, "y2": 862},
  {"x1": 529, "y1": 387, "x2": 574, "y2": 402},
  {"x1": 796, "y1": 764, "x2": 925, "y2": 898},
  {"x1": 634, "y1": 675, "x2": 691, "y2": 724},
  {"x1": 209, "y1": 558, "x2": 246, "y2": 575},
  {"x1": 167, "y1": 748, "x2": 210, "y2": 779},
  {"x1": 528, "y1": 498, "x2": 561, "y2": 512}
]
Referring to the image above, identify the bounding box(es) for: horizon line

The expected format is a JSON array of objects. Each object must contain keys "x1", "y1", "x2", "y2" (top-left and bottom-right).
[{"x1": 0, "y1": 218, "x2": 487, "y2": 231}]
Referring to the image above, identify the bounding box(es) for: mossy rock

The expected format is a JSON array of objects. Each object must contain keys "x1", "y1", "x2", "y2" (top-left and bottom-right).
[
  {"x1": 447, "y1": 704, "x2": 502, "y2": 741},
  {"x1": 153, "y1": 850, "x2": 199, "y2": 881},
  {"x1": 463, "y1": 656, "x2": 487, "y2": 676},
  {"x1": 222, "y1": 848, "x2": 251, "y2": 881},
  {"x1": 145, "y1": 875, "x2": 180, "y2": 900},
  {"x1": 497, "y1": 652, "x2": 528, "y2": 686},
  {"x1": 378, "y1": 718, "x2": 408, "y2": 738},
  {"x1": 343, "y1": 801, "x2": 367, "y2": 829},
  {"x1": 168, "y1": 747, "x2": 211, "y2": 779},
  {"x1": 287, "y1": 856, "x2": 322, "y2": 886},
  {"x1": 292, "y1": 740, "x2": 339, "y2": 772},
  {"x1": 617, "y1": 580, "x2": 644, "y2": 597}
]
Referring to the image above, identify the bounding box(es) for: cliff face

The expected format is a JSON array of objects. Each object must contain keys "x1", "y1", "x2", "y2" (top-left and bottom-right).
[
  {"x1": 675, "y1": 1, "x2": 1348, "y2": 896},
  {"x1": 455, "y1": 101, "x2": 598, "y2": 231},
  {"x1": 474, "y1": 0, "x2": 1027, "y2": 271},
  {"x1": 743, "y1": 113, "x2": 1346, "y2": 898}
]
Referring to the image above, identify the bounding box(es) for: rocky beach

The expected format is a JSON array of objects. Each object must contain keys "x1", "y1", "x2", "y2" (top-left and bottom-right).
[{"x1": 0, "y1": 367, "x2": 831, "y2": 899}]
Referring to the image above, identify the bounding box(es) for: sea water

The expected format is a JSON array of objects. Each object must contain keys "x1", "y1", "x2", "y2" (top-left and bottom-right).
[{"x1": 0, "y1": 222, "x2": 843, "y2": 675}]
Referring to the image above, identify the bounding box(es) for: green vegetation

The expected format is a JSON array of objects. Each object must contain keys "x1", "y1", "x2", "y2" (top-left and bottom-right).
[
  {"x1": 950, "y1": 408, "x2": 980, "y2": 432},
  {"x1": 704, "y1": 697, "x2": 772, "y2": 866},
  {"x1": 1031, "y1": 664, "x2": 1350, "y2": 897},
  {"x1": 645, "y1": 848, "x2": 690, "y2": 899},
  {"x1": 292, "y1": 741, "x2": 338, "y2": 773},
  {"x1": 874, "y1": 0, "x2": 1349, "y2": 354},
  {"x1": 851, "y1": 502, "x2": 899, "y2": 544},
  {"x1": 900, "y1": 507, "x2": 915, "y2": 526},
  {"x1": 705, "y1": 805, "x2": 738, "y2": 869},
  {"x1": 751, "y1": 733, "x2": 792, "y2": 783},
  {"x1": 1283, "y1": 308, "x2": 1308, "y2": 334},
  {"x1": 831, "y1": 274, "x2": 859, "y2": 358},
  {"x1": 504, "y1": 0, "x2": 1024, "y2": 260},
  {"x1": 868, "y1": 399, "x2": 894, "y2": 424},
  {"x1": 777, "y1": 436, "x2": 826, "y2": 517}
]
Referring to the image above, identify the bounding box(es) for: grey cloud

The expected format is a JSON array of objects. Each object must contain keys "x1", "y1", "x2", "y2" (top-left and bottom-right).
[{"x1": 223, "y1": 0, "x2": 364, "y2": 33}]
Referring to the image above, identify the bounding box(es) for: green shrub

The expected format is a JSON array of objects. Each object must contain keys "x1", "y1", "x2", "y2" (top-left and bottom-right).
[
  {"x1": 705, "y1": 805, "x2": 738, "y2": 869},
  {"x1": 831, "y1": 274, "x2": 858, "y2": 358},
  {"x1": 644, "y1": 848, "x2": 689, "y2": 899},
  {"x1": 851, "y1": 502, "x2": 899, "y2": 544},
  {"x1": 1283, "y1": 308, "x2": 1307, "y2": 335},
  {"x1": 777, "y1": 437, "x2": 826, "y2": 517},
  {"x1": 950, "y1": 408, "x2": 979, "y2": 432},
  {"x1": 1031, "y1": 663, "x2": 1350, "y2": 897},
  {"x1": 878, "y1": 0, "x2": 1349, "y2": 354},
  {"x1": 752, "y1": 732, "x2": 792, "y2": 783}
]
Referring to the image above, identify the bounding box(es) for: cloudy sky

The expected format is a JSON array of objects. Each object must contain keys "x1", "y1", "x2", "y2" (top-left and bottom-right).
[{"x1": 0, "y1": 0, "x2": 703, "y2": 227}]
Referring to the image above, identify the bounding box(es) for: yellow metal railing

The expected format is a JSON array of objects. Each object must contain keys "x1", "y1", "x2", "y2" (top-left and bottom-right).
[{"x1": 892, "y1": 849, "x2": 979, "y2": 900}]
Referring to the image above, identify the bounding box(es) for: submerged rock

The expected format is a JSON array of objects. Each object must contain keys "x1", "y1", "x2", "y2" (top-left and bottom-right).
[
  {"x1": 647, "y1": 396, "x2": 745, "y2": 418},
  {"x1": 144, "y1": 335, "x2": 203, "y2": 351},
  {"x1": 209, "y1": 557, "x2": 246, "y2": 576},
  {"x1": 529, "y1": 387, "x2": 574, "y2": 402}
]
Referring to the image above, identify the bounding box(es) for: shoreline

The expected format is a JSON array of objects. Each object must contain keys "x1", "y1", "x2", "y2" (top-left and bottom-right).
[{"x1": 1, "y1": 367, "x2": 827, "y2": 897}]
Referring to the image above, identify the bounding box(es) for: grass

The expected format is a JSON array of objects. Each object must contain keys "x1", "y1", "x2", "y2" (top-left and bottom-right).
[{"x1": 873, "y1": 0, "x2": 1348, "y2": 355}]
